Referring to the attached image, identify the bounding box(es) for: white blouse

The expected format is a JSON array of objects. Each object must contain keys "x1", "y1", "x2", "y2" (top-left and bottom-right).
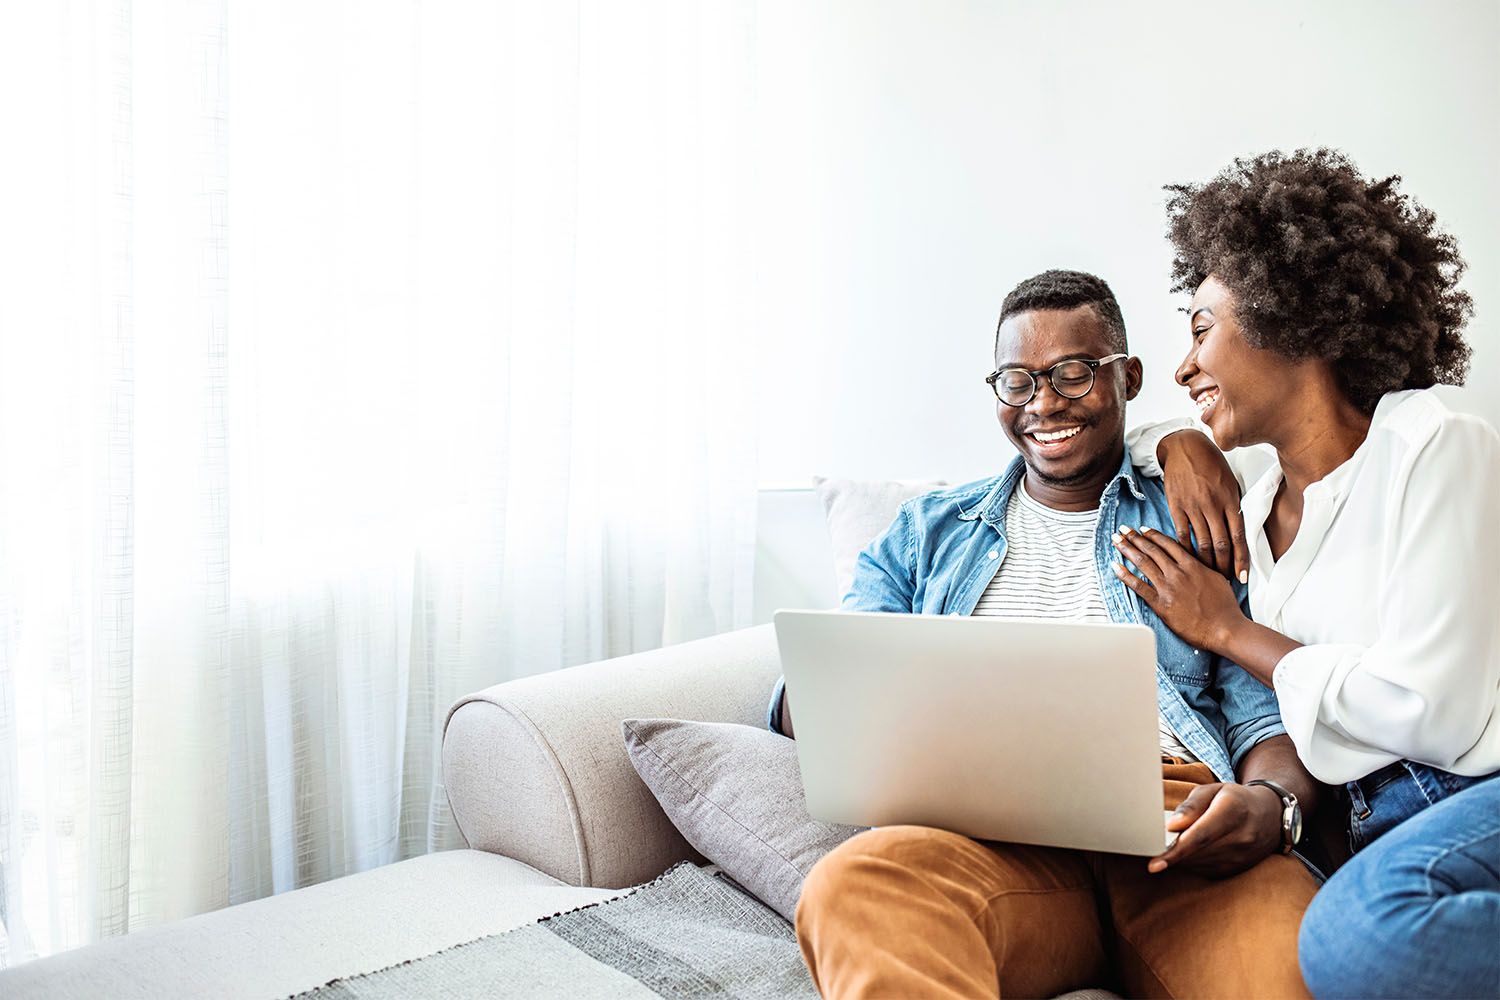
[{"x1": 1130, "y1": 390, "x2": 1500, "y2": 784}]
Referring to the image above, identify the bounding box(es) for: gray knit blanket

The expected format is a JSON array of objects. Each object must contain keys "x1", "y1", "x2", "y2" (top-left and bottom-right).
[{"x1": 293, "y1": 863, "x2": 818, "y2": 999}]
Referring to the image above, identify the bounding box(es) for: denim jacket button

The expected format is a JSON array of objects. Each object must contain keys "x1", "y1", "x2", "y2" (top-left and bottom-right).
[{"x1": 987, "y1": 550, "x2": 998, "y2": 560}]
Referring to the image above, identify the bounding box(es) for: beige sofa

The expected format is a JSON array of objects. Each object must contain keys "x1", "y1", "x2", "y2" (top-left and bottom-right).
[{"x1": 0, "y1": 624, "x2": 784, "y2": 1000}]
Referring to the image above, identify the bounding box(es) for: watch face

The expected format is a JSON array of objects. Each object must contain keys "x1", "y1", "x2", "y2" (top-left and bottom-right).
[{"x1": 1288, "y1": 804, "x2": 1303, "y2": 845}]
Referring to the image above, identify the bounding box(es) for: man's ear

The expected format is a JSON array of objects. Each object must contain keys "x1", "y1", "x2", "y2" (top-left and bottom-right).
[{"x1": 1124, "y1": 357, "x2": 1143, "y2": 401}]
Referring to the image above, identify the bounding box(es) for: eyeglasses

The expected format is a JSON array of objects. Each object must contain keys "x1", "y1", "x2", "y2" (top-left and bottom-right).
[{"x1": 985, "y1": 354, "x2": 1128, "y2": 407}]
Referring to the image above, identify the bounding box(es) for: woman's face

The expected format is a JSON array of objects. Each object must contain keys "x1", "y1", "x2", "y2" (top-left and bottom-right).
[{"x1": 1174, "y1": 276, "x2": 1297, "y2": 450}]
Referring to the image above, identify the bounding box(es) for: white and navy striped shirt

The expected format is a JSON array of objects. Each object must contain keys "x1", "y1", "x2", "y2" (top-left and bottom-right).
[{"x1": 972, "y1": 481, "x2": 1199, "y2": 762}]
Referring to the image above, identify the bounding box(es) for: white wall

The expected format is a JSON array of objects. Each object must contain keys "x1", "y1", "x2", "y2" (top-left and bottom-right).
[{"x1": 751, "y1": 0, "x2": 1500, "y2": 486}]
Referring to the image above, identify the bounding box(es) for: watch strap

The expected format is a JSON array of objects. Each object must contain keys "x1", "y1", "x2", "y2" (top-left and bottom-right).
[{"x1": 1245, "y1": 779, "x2": 1299, "y2": 853}]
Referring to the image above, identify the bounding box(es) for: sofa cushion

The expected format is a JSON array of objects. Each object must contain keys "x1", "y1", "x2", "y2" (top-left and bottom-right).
[
  {"x1": 813, "y1": 475, "x2": 946, "y2": 601},
  {"x1": 622, "y1": 718, "x2": 862, "y2": 922},
  {"x1": 0, "y1": 851, "x2": 621, "y2": 1000}
]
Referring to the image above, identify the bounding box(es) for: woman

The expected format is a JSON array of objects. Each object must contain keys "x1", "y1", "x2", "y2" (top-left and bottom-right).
[{"x1": 1114, "y1": 149, "x2": 1499, "y2": 999}]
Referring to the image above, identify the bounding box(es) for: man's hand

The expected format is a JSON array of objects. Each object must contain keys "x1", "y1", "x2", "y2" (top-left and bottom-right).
[
  {"x1": 1149, "y1": 782, "x2": 1282, "y2": 878},
  {"x1": 1156, "y1": 429, "x2": 1248, "y2": 584}
]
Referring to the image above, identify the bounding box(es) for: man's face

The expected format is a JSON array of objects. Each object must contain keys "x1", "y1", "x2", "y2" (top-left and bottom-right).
[{"x1": 993, "y1": 305, "x2": 1141, "y2": 487}]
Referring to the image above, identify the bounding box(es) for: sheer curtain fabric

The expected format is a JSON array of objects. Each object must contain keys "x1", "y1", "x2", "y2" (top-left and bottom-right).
[{"x1": 0, "y1": 0, "x2": 758, "y2": 965}]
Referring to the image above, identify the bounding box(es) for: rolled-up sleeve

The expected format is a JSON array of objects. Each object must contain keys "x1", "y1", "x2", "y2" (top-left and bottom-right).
[
  {"x1": 1272, "y1": 415, "x2": 1500, "y2": 783},
  {"x1": 1217, "y1": 656, "x2": 1287, "y2": 770}
]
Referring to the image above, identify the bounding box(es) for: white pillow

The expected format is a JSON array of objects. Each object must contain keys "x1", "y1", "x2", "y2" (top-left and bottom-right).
[{"x1": 812, "y1": 476, "x2": 947, "y2": 602}]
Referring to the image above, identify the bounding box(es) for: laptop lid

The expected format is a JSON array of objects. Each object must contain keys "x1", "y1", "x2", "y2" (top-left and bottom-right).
[{"x1": 774, "y1": 609, "x2": 1166, "y2": 856}]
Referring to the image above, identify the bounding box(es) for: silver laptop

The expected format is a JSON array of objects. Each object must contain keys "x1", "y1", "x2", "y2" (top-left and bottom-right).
[{"x1": 774, "y1": 609, "x2": 1176, "y2": 856}]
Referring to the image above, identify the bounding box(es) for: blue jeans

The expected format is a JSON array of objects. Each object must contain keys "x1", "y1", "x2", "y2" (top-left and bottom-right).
[{"x1": 1299, "y1": 762, "x2": 1500, "y2": 999}]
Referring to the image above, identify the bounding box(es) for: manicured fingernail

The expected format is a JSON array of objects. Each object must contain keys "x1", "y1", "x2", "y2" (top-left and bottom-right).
[
  {"x1": 1111, "y1": 533, "x2": 1122, "y2": 544},
  {"x1": 1119, "y1": 525, "x2": 1133, "y2": 535},
  {"x1": 1238, "y1": 570, "x2": 1249, "y2": 584},
  {"x1": 1140, "y1": 525, "x2": 1153, "y2": 534},
  {"x1": 1148, "y1": 860, "x2": 1167, "y2": 874}
]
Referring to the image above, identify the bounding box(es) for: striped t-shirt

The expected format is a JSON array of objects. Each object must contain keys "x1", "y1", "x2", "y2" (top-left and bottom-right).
[{"x1": 972, "y1": 481, "x2": 1199, "y2": 762}]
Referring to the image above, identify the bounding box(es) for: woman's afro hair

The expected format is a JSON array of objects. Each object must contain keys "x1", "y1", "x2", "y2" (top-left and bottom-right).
[{"x1": 1165, "y1": 148, "x2": 1472, "y2": 413}]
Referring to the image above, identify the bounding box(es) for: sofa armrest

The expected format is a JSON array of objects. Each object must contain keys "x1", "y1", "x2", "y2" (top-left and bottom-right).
[{"x1": 441, "y1": 623, "x2": 781, "y2": 889}]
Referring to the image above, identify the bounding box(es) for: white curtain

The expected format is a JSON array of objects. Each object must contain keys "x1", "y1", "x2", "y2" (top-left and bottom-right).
[{"x1": 0, "y1": 0, "x2": 759, "y2": 965}]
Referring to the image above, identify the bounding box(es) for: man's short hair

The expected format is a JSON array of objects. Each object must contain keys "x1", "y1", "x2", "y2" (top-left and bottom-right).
[{"x1": 995, "y1": 269, "x2": 1128, "y2": 355}]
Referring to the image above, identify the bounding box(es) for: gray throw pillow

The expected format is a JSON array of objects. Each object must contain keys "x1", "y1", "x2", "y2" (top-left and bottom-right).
[{"x1": 621, "y1": 718, "x2": 863, "y2": 922}]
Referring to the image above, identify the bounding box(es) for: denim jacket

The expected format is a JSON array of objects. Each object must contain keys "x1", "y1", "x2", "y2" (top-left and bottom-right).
[{"x1": 769, "y1": 451, "x2": 1285, "y2": 782}]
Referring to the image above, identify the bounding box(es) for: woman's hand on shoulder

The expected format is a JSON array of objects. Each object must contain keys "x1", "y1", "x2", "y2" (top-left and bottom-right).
[
  {"x1": 1156, "y1": 429, "x2": 1248, "y2": 584},
  {"x1": 1111, "y1": 525, "x2": 1246, "y2": 654}
]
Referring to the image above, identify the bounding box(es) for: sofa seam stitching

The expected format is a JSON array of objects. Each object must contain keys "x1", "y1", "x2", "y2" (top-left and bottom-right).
[{"x1": 446, "y1": 695, "x2": 592, "y2": 886}]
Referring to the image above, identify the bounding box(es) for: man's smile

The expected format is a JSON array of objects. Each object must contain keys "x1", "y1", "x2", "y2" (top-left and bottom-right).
[{"x1": 1024, "y1": 422, "x2": 1089, "y2": 456}]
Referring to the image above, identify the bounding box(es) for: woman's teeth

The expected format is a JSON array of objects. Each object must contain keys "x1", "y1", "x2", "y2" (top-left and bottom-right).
[
  {"x1": 1196, "y1": 391, "x2": 1220, "y2": 413},
  {"x1": 1032, "y1": 426, "x2": 1082, "y2": 443}
]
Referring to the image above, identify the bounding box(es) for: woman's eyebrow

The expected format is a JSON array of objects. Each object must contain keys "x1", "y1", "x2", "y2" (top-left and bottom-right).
[{"x1": 1189, "y1": 307, "x2": 1214, "y2": 323}]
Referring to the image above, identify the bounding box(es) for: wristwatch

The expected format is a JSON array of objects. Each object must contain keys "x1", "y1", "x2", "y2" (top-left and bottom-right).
[{"x1": 1246, "y1": 779, "x2": 1303, "y2": 854}]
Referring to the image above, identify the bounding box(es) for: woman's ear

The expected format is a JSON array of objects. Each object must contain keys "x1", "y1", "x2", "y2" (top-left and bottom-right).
[{"x1": 1124, "y1": 356, "x2": 1144, "y2": 401}]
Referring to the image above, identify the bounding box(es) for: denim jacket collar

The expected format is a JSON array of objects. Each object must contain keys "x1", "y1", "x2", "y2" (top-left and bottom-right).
[{"x1": 956, "y1": 445, "x2": 1147, "y2": 525}]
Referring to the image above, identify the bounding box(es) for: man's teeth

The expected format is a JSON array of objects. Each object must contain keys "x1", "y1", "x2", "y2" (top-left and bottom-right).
[
  {"x1": 1032, "y1": 426, "x2": 1082, "y2": 443},
  {"x1": 1196, "y1": 391, "x2": 1220, "y2": 412}
]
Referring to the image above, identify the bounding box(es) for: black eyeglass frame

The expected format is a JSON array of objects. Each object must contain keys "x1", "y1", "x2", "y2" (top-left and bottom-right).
[{"x1": 984, "y1": 354, "x2": 1129, "y2": 407}]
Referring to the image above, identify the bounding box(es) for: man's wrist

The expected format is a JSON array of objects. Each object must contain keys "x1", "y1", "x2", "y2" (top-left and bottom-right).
[
  {"x1": 1244, "y1": 783, "x2": 1285, "y2": 853},
  {"x1": 1245, "y1": 780, "x2": 1283, "y2": 814},
  {"x1": 1245, "y1": 779, "x2": 1302, "y2": 854}
]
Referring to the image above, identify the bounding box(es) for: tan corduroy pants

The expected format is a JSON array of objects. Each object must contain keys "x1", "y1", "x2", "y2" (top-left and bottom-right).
[{"x1": 795, "y1": 763, "x2": 1317, "y2": 1000}]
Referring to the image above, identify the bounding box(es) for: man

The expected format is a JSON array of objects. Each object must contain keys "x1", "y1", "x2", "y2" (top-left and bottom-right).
[{"x1": 773, "y1": 270, "x2": 1320, "y2": 999}]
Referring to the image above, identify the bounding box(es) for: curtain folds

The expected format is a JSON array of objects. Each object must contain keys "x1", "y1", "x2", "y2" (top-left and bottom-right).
[{"x1": 0, "y1": 0, "x2": 759, "y2": 965}]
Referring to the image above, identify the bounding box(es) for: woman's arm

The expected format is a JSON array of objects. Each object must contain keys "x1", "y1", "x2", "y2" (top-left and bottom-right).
[
  {"x1": 1125, "y1": 417, "x2": 1197, "y2": 479},
  {"x1": 1125, "y1": 420, "x2": 1273, "y2": 583},
  {"x1": 1116, "y1": 413, "x2": 1500, "y2": 780},
  {"x1": 1216, "y1": 618, "x2": 1302, "y2": 687},
  {"x1": 1108, "y1": 524, "x2": 1296, "y2": 686}
]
